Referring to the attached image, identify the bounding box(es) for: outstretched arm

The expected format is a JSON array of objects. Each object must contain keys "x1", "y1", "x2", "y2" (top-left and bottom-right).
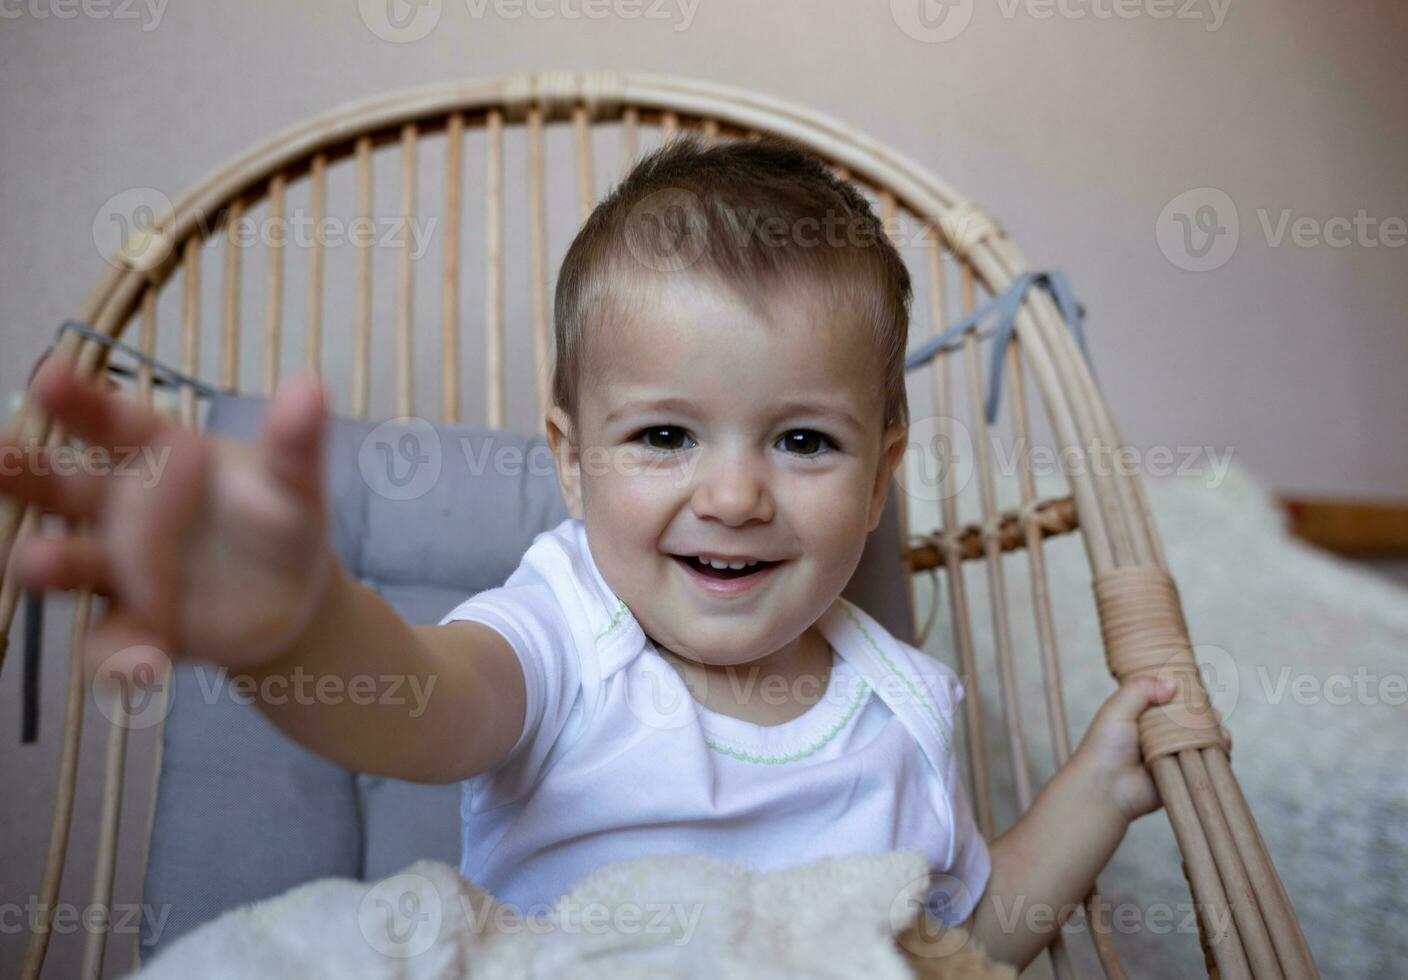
[
  {"x1": 4, "y1": 356, "x2": 526, "y2": 784},
  {"x1": 964, "y1": 676, "x2": 1175, "y2": 968}
]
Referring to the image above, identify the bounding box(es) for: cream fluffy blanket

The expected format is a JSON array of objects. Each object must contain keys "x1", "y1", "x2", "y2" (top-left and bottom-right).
[{"x1": 125, "y1": 849, "x2": 1009, "y2": 980}]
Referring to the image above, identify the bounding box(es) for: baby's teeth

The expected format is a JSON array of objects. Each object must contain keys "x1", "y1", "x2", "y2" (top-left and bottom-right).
[{"x1": 696, "y1": 557, "x2": 760, "y2": 570}]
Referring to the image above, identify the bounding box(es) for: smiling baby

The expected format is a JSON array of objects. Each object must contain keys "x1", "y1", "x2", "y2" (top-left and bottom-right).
[{"x1": 6, "y1": 134, "x2": 1177, "y2": 971}]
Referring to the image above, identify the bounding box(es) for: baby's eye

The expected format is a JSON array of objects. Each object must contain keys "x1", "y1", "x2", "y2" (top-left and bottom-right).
[
  {"x1": 776, "y1": 429, "x2": 835, "y2": 457},
  {"x1": 637, "y1": 426, "x2": 696, "y2": 452}
]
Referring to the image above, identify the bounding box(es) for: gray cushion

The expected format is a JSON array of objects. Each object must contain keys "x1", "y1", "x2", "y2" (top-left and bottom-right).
[
  {"x1": 139, "y1": 391, "x2": 913, "y2": 957},
  {"x1": 140, "y1": 393, "x2": 570, "y2": 957}
]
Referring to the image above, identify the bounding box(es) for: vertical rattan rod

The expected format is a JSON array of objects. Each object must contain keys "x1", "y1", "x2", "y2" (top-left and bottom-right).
[
  {"x1": 1022, "y1": 268, "x2": 1148, "y2": 569},
  {"x1": 1000, "y1": 341, "x2": 1092, "y2": 980},
  {"x1": 959, "y1": 261, "x2": 1036, "y2": 810},
  {"x1": 703, "y1": 118, "x2": 719, "y2": 145},
  {"x1": 0, "y1": 511, "x2": 25, "y2": 678},
  {"x1": 1180, "y1": 751, "x2": 1283, "y2": 978},
  {"x1": 661, "y1": 109, "x2": 679, "y2": 141},
  {"x1": 1005, "y1": 345, "x2": 1074, "y2": 764},
  {"x1": 82, "y1": 461, "x2": 134, "y2": 980},
  {"x1": 527, "y1": 104, "x2": 551, "y2": 429},
  {"x1": 306, "y1": 153, "x2": 327, "y2": 381},
  {"x1": 129, "y1": 288, "x2": 170, "y2": 973},
  {"x1": 485, "y1": 109, "x2": 506, "y2": 428},
  {"x1": 397, "y1": 126, "x2": 417, "y2": 418},
  {"x1": 81, "y1": 646, "x2": 134, "y2": 980},
  {"x1": 573, "y1": 103, "x2": 594, "y2": 224},
  {"x1": 1151, "y1": 755, "x2": 1252, "y2": 980},
  {"x1": 354, "y1": 136, "x2": 373, "y2": 417},
  {"x1": 180, "y1": 238, "x2": 201, "y2": 424},
  {"x1": 622, "y1": 106, "x2": 639, "y2": 165},
  {"x1": 926, "y1": 243, "x2": 994, "y2": 838},
  {"x1": 220, "y1": 200, "x2": 243, "y2": 390},
  {"x1": 136, "y1": 286, "x2": 158, "y2": 401},
  {"x1": 986, "y1": 238, "x2": 1138, "y2": 568},
  {"x1": 442, "y1": 113, "x2": 464, "y2": 424},
  {"x1": 20, "y1": 550, "x2": 94, "y2": 980},
  {"x1": 963, "y1": 242, "x2": 1110, "y2": 567},
  {"x1": 1203, "y1": 749, "x2": 1319, "y2": 978},
  {"x1": 1005, "y1": 333, "x2": 1128, "y2": 980},
  {"x1": 264, "y1": 174, "x2": 286, "y2": 395}
]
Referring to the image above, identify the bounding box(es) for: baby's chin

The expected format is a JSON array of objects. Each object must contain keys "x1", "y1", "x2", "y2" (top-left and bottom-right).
[{"x1": 645, "y1": 628, "x2": 803, "y2": 669}]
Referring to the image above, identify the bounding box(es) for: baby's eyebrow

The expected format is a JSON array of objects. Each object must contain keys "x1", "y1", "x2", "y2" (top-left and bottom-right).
[
  {"x1": 605, "y1": 397, "x2": 862, "y2": 431},
  {"x1": 605, "y1": 397, "x2": 698, "y2": 424},
  {"x1": 767, "y1": 401, "x2": 863, "y2": 431}
]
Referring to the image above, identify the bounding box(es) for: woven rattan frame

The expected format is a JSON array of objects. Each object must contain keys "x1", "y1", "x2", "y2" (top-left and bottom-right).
[{"x1": 0, "y1": 71, "x2": 1315, "y2": 979}]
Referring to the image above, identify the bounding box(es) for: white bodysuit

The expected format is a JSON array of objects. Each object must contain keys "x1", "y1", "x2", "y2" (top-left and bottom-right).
[{"x1": 438, "y1": 518, "x2": 990, "y2": 924}]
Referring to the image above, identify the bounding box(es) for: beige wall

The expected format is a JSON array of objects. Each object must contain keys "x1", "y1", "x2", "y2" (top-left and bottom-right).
[
  {"x1": 2, "y1": 0, "x2": 1405, "y2": 497},
  {"x1": 1, "y1": 1, "x2": 1405, "y2": 976}
]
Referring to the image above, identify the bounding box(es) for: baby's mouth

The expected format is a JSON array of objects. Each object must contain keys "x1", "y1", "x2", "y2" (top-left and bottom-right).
[{"x1": 671, "y1": 554, "x2": 781, "y2": 580}]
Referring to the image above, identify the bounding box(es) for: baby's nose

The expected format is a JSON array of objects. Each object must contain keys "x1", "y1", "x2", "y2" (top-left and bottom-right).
[{"x1": 690, "y1": 459, "x2": 774, "y2": 526}]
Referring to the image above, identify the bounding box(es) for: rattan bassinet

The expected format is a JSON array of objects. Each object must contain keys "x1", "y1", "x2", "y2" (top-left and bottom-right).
[{"x1": 0, "y1": 71, "x2": 1316, "y2": 979}]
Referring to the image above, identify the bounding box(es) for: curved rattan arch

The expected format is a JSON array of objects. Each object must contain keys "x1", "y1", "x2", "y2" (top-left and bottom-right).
[{"x1": 0, "y1": 71, "x2": 1315, "y2": 979}]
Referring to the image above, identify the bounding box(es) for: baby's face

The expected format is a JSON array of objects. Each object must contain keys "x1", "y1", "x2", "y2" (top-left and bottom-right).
[{"x1": 547, "y1": 275, "x2": 906, "y2": 668}]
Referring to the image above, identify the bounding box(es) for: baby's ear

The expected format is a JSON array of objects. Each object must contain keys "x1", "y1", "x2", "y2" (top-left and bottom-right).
[
  {"x1": 545, "y1": 406, "x2": 584, "y2": 519},
  {"x1": 868, "y1": 422, "x2": 908, "y2": 532}
]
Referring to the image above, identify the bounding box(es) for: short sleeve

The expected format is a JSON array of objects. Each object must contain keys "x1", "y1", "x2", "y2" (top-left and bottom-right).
[
  {"x1": 926, "y1": 765, "x2": 992, "y2": 926},
  {"x1": 909, "y1": 654, "x2": 990, "y2": 927},
  {"x1": 437, "y1": 581, "x2": 583, "y2": 810}
]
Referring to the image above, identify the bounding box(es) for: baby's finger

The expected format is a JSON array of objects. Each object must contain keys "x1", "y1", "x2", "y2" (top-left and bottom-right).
[
  {"x1": 29, "y1": 354, "x2": 165, "y2": 456},
  {"x1": 0, "y1": 441, "x2": 109, "y2": 519},
  {"x1": 14, "y1": 531, "x2": 117, "y2": 595},
  {"x1": 258, "y1": 374, "x2": 327, "y2": 505},
  {"x1": 1096, "y1": 674, "x2": 1176, "y2": 724}
]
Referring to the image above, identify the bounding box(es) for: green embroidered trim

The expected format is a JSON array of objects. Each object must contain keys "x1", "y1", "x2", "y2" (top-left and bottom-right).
[
  {"x1": 705, "y1": 680, "x2": 871, "y2": 765},
  {"x1": 593, "y1": 599, "x2": 628, "y2": 645},
  {"x1": 840, "y1": 602, "x2": 953, "y2": 755}
]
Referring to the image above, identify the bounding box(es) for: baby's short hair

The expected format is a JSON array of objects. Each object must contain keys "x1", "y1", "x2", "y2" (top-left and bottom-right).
[{"x1": 552, "y1": 134, "x2": 912, "y2": 430}]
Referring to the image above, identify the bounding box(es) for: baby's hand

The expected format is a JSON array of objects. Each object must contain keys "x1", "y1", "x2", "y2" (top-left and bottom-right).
[
  {"x1": 1070, "y1": 675, "x2": 1178, "y2": 823},
  {"x1": 1, "y1": 355, "x2": 335, "y2": 692}
]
